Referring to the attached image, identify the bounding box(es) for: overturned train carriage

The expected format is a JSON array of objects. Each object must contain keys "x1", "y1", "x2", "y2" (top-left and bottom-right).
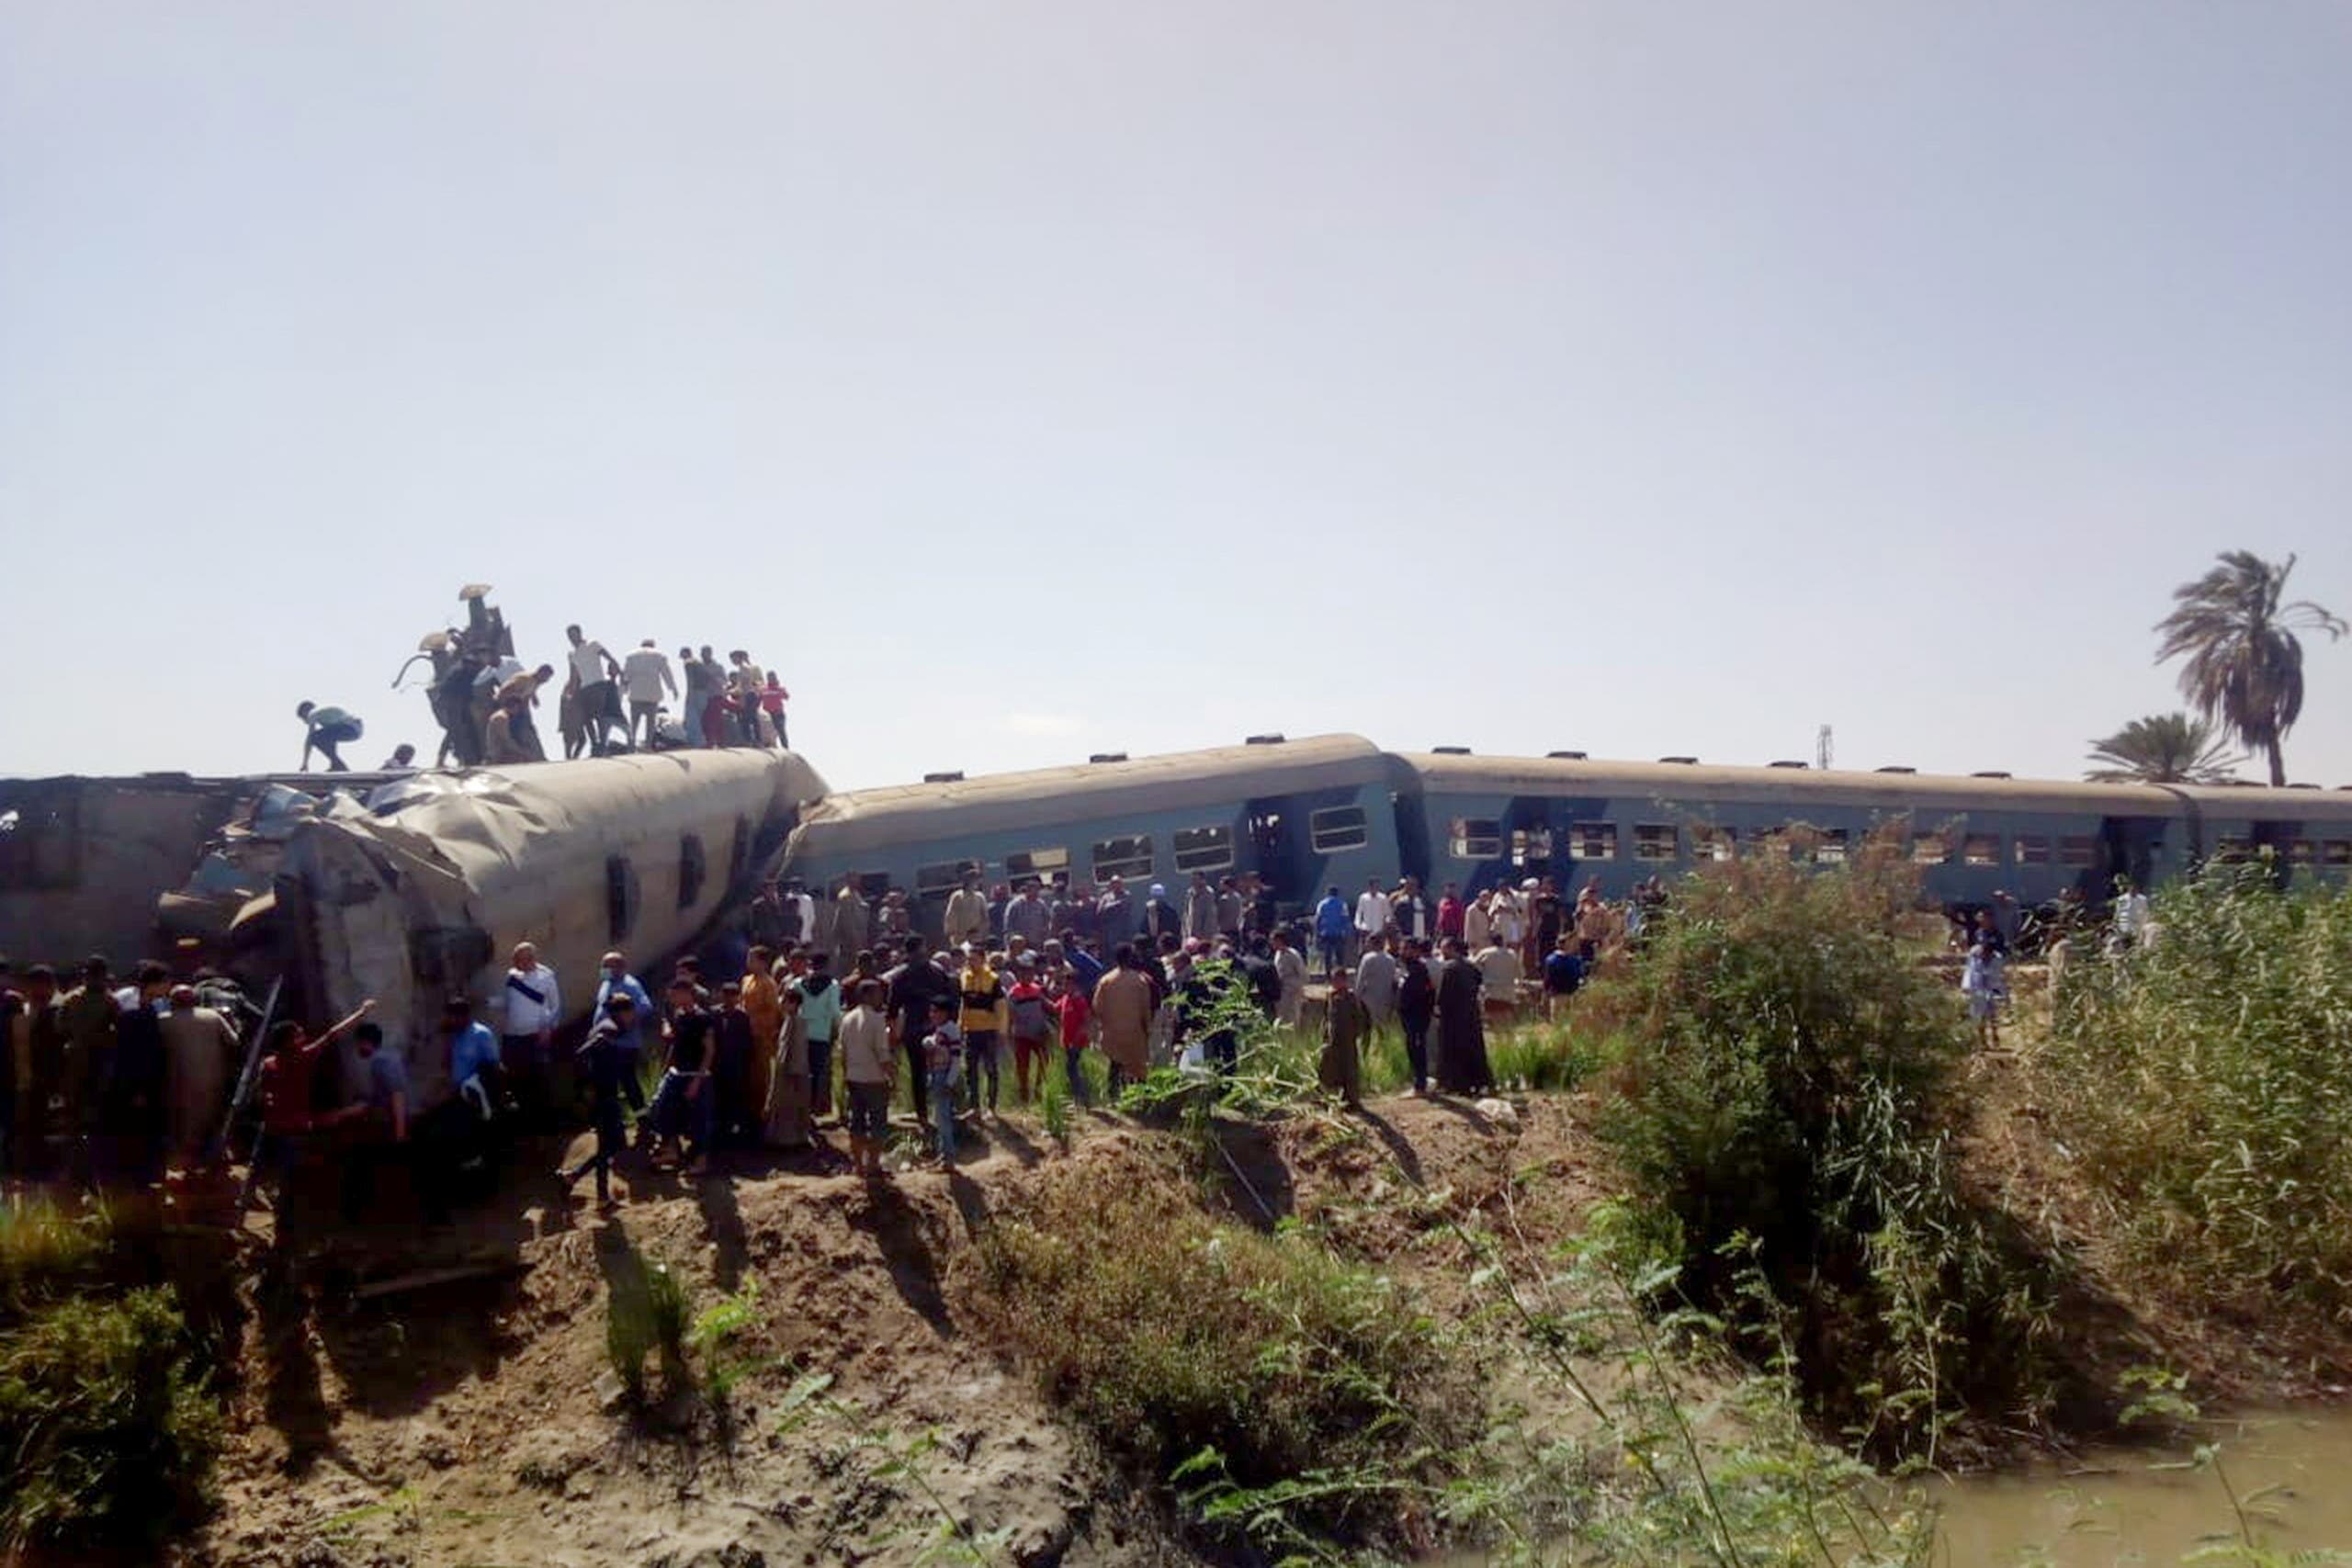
[{"x1": 278, "y1": 750, "x2": 828, "y2": 1106}]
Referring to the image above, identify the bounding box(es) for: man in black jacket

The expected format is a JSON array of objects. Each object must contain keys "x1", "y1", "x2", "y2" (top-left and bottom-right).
[{"x1": 884, "y1": 934, "x2": 956, "y2": 1132}]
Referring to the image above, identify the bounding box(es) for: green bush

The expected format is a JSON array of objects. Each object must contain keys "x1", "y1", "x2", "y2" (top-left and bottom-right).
[
  {"x1": 1589, "y1": 838, "x2": 2054, "y2": 1461},
  {"x1": 966, "y1": 1163, "x2": 1471, "y2": 1546},
  {"x1": 2037, "y1": 862, "x2": 2352, "y2": 1320},
  {"x1": 0, "y1": 1286, "x2": 224, "y2": 1552}
]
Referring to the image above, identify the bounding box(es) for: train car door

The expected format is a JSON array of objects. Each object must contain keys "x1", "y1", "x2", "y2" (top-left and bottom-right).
[
  {"x1": 2097, "y1": 816, "x2": 2165, "y2": 896},
  {"x1": 1246, "y1": 799, "x2": 1302, "y2": 906}
]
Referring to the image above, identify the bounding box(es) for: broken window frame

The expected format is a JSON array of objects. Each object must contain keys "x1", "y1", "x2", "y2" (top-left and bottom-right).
[{"x1": 1308, "y1": 806, "x2": 1370, "y2": 852}]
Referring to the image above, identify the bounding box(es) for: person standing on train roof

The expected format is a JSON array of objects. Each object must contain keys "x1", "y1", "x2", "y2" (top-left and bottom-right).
[
  {"x1": 564, "y1": 624, "x2": 623, "y2": 756},
  {"x1": 759, "y1": 673, "x2": 790, "y2": 749},
  {"x1": 1314, "y1": 887, "x2": 1351, "y2": 976},
  {"x1": 1182, "y1": 874, "x2": 1219, "y2": 944},
  {"x1": 1390, "y1": 876, "x2": 1434, "y2": 944},
  {"x1": 944, "y1": 874, "x2": 989, "y2": 949},
  {"x1": 621, "y1": 639, "x2": 677, "y2": 750},
  {"x1": 1353, "y1": 878, "x2": 1389, "y2": 957}
]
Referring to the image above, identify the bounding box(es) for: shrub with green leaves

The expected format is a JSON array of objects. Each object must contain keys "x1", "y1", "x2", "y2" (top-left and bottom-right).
[
  {"x1": 966, "y1": 1163, "x2": 1472, "y2": 1547},
  {"x1": 0, "y1": 1286, "x2": 224, "y2": 1552},
  {"x1": 1589, "y1": 839, "x2": 2055, "y2": 1461},
  {"x1": 2038, "y1": 862, "x2": 2352, "y2": 1321}
]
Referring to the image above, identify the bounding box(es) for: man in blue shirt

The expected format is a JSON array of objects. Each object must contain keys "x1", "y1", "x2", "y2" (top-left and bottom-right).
[
  {"x1": 1315, "y1": 887, "x2": 1351, "y2": 977},
  {"x1": 593, "y1": 950, "x2": 653, "y2": 1113},
  {"x1": 443, "y1": 996, "x2": 502, "y2": 1113},
  {"x1": 1542, "y1": 936, "x2": 1586, "y2": 1022}
]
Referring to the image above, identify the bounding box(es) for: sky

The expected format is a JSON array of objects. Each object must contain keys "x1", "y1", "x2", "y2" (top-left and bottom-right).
[{"x1": 5, "y1": 1, "x2": 2350, "y2": 792}]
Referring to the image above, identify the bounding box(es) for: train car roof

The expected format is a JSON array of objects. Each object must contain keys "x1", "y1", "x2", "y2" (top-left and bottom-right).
[
  {"x1": 788, "y1": 734, "x2": 1389, "y2": 854},
  {"x1": 1396, "y1": 751, "x2": 2352, "y2": 822}
]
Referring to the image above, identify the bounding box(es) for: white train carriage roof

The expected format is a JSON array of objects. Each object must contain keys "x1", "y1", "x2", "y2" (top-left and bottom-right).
[{"x1": 787, "y1": 735, "x2": 1389, "y2": 856}]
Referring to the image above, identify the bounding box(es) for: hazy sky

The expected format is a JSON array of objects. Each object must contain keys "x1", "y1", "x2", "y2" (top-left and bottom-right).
[{"x1": 6, "y1": 2, "x2": 2349, "y2": 791}]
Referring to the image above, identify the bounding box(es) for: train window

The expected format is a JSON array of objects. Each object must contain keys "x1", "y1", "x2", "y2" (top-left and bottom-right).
[
  {"x1": 1815, "y1": 828, "x2": 1850, "y2": 865},
  {"x1": 1449, "y1": 818, "x2": 1501, "y2": 858},
  {"x1": 1634, "y1": 824, "x2": 1679, "y2": 862},
  {"x1": 2013, "y1": 835, "x2": 2051, "y2": 866},
  {"x1": 1962, "y1": 833, "x2": 2001, "y2": 867},
  {"x1": 605, "y1": 854, "x2": 636, "y2": 943},
  {"x1": 1571, "y1": 821, "x2": 1618, "y2": 861},
  {"x1": 853, "y1": 871, "x2": 892, "y2": 899},
  {"x1": 2058, "y1": 835, "x2": 2097, "y2": 867},
  {"x1": 1309, "y1": 806, "x2": 1370, "y2": 852},
  {"x1": 678, "y1": 833, "x2": 707, "y2": 909},
  {"x1": 2324, "y1": 840, "x2": 2352, "y2": 867},
  {"x1": 1690, "y1": 825, "x2": 1736, "y2": 862},
  {"x1": 1005, "y1": 847, "x2": 1070, "y2": 881},
  {"x1": 916, "y1": 858, "x2": 985, "y2": 893},
  {"x1": 1510, "y1": 827, "x2": 1554, "y2": 866},
  {"x1": 1092, "y1": 835, "x2": 1155, "y2": 879},
  {"x1": 1911, "y1": 832, "x2": 1951, "y2": 866},
  {"x1": 1172, "y1": 826, "x2": 1236, "y2": 873},
  {"x1": 2288, "y1": 839, "x2": 2316, "y2": 865},
  {"x1": 2215, "y1": 838, "x2": 2251, "y2": 863}
]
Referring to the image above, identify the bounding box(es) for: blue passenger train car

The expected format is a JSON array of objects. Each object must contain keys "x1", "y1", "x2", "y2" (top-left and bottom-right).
[
  {"x1": 779, "y1": 735, "x2": 1401, "y2": 942},
  {"x1": 1392, "y1": 751, "x2": 2352, "y2": 907}
]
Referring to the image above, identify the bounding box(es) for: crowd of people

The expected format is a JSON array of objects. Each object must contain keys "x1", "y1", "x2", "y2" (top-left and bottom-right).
[{"x1": 293, "y1": 606, "x2": 792, "y2": 773}]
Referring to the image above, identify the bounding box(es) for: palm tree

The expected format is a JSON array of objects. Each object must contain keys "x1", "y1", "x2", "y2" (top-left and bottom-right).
[
  {"x1": 2154, "y1": 550, "x2": 2345, "y2": 786},
  {"x1": 2084, "y1": 712, "x2": 2244, "y2": 784}
]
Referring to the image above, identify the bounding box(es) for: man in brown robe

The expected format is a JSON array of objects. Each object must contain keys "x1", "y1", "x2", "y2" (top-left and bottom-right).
[
  {"x1": 1319, "y1": 965, "x2": 1369, "y2": 1107},
  {"x1": 1090, "y1": 942, "x2": 1155, "y2": 1095}
]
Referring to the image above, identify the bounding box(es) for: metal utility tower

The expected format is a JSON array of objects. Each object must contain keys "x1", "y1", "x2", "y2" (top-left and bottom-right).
[{"x1": 1816, "y1": 725, "x2": 1834, "y2": 772}]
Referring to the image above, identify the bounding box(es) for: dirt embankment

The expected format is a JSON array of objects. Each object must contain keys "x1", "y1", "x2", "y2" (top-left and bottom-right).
[
  {"x1": 171, "y1": 1056, "x2": 2352, "y2": 1568},
  {"x1": 179, "y1": 1095, "x2": 1589, "y2": 1568}
]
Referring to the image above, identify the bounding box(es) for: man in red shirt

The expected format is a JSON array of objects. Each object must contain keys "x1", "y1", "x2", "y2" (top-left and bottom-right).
[
  {"x1": 247, "y1": 998, "x2": 375, "y2": 1224},
  {"x1": 1051, "y1": 966, "x2": 1095, "y2": 1109}
]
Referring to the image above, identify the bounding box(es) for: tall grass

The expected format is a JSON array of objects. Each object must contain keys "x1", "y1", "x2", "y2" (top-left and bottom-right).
[
  {"x1": 0, "y1": 1201, "x2": 224, "y2": 1553},
  {"x1": 2036, "y1": 862, "x2": 2352, "y2": 1322},
  {"x1": 1586, "y1": 837, "x2": 2059, "y2": 1462},
  {"x1": 964, "y1": 1160, "x2": 1474, "y2": 1551}
]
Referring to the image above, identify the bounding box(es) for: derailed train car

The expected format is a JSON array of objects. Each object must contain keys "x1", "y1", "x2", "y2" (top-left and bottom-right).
[{"x1": 277, "y1": 750, "x2": 828, "y2": 1105}]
